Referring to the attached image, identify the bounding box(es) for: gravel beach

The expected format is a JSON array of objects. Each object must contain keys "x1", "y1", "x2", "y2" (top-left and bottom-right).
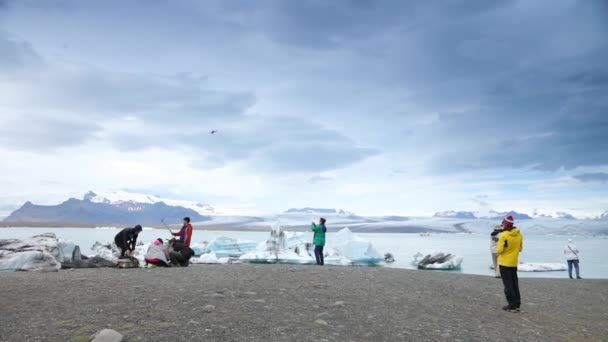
[{"x1": 1, "y1": 265, "x2": 606, "y2": 342}]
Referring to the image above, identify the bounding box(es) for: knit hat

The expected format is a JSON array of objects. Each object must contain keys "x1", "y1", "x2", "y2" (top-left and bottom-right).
[{"x1": 502, "y1": 215, "x2": 514, "y2": 228}]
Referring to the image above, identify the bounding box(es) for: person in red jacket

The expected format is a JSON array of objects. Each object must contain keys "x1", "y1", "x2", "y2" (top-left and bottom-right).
[{"x1": 172, "y1": 217, "x2": 193, "y2": 247}]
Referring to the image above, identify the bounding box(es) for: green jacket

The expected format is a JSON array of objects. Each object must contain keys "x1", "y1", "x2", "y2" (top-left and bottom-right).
[{"x1": 311, "y1": 224, "x2": 326, "y2": 246}]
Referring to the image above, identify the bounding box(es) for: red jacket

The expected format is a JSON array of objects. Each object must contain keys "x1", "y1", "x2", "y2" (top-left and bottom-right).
[{"x1": 173, "y1": 223, "x2": 193, "y2": 247}]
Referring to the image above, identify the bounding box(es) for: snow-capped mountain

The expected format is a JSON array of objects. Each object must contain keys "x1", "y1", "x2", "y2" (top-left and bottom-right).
[
  {"x1": 487, "y1": 210, "x2": 532, "y2": 220},
  {"x1": 4, "y1": 197, "x2": 209, "y2": 225},
  {"x1": 284, "y1": 207, "x2": 355, "y2": 216},
  {"x1": 433, "y1": 211, "x2": 477, "y2": 219},
  {"x1": 532, "y1": 209, "x2": 577, "y2": 220},
  {"x1": 597, "y1": 211, "x2": 608, "y2": 220},
  {"x1": 85, "y1": 190, "x2": 248, "y2": 216}
]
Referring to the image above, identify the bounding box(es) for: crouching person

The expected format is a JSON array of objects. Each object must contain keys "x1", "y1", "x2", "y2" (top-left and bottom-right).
[
  {"x1": 169, "y1": 238, "x2": 194, "y2": 267},
  {"x1": 145, "y1": 238, "x2": 170, "y2": 267}
]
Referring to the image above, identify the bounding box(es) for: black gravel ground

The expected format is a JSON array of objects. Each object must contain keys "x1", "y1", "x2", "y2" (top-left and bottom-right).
[{"x1": 0, "y1": 265, "x2": 606, "y2": 342}]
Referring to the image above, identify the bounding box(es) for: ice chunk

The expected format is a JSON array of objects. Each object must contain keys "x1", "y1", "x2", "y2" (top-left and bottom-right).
[
  {"x1": 0, "y1": 234, "x2": 63, "y2": 272},
  {"x1": 240, "y1": 223, "x2": 314, "y2": 264},
  {"x1": 240, "y1": 225, "x2": 386, "y2": 266},
  {"x1": 517, "y1": 262, "x2": 567, "y2": 272},
  {"x1": 90, "y1": 241, "x2": 120, "y2": 261},
  {"x1": 329, "y1": 228, "x2": 384, "y2": 265},
  {"x1": 0, "y1": 250, "x2": 61, "y2": 272},
  {"x1": 413, "y1": 252, "x2": 463, "y2": 270},
  {"x1": 191, "y1": 252, "x2": 231, "y2": 264},
  {"x1": 205, "y1": 236, "x2": 258, "y2": 257},
  {"x1": 190, "y1": 242, "x2": 208, "y2": 256},
  {"x1": 59, "y1": 239, "x2": 76, "y2": 263}
]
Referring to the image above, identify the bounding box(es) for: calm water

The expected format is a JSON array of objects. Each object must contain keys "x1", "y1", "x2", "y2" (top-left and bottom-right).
[{"x1": 2, "y1": 228, "x2": 607, "y2": 279}]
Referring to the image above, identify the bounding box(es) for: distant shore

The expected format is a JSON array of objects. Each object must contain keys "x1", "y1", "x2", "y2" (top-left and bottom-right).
[
  {"x1": 0, "y1": 221, "x2": 457, "y2": 233},
  {"x1": 1, "y1": 265, "x2": 606, "y2": 341}
]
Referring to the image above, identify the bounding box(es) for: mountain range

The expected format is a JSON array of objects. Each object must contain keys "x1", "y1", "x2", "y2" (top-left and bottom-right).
[
  {"x1": 2, "y1": 190, "x2": 607, "y2": 235},
  {"x1": 3, "y1": 192, "x2": 209, "y2": 225}
]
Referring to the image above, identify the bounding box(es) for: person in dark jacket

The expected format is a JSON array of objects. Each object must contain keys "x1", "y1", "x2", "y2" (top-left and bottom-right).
[
  {"x1": 311, "y1": 218, "x2": 327, "y2": 266},
  {"x1": 168, "y1": 238, "x2": 194, "y2": 267},
  {"x1": 114, "y1": 225, "x2": 143, "y2": 258}
]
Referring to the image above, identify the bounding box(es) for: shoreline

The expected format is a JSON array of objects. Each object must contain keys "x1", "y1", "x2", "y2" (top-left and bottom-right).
[
  {"x1": 1, "y1": 265, "x2": 606, "y2": 341},
  {"x1": 0, "y1": 222, "x2": 459, "y2": 234}
]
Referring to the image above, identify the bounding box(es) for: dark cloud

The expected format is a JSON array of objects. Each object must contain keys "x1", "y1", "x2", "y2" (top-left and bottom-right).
[
  {"x1": 258, "y1": 143, "x2": 377, "y2": 172},
  {"x1": 110, "y1": 115, "x2": 378, "y2": 172},
  {"x1": 0, "y1": 35, "x2": 44, "y2": 69},
  {"x1": 573, "y1": 172, "x2": 608, "y2": 183},
  {"x1": 1, "y1": 0, "x2": 607, "y2": 175}
]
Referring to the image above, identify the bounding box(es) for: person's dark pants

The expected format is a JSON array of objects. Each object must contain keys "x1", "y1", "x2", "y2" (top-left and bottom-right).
[
  {"x1": 169, "y1": 251, "x2": 188, "y2": 267},
  {"x1": 114, "y1": 238, "x2": 128, "y2": 257},
  {"x1": 314, "y1": 245, "x2": 324, "y2": 266},
  {"x1": 499, "y1": 265, "x2": 521, "y2": 308},
  {"x1": 567, "y1": 260, "x2": 581, "y2": 278}
]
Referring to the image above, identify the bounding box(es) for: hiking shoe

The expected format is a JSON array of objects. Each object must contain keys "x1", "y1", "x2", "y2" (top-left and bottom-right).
[
  {"x1": 577, "y1": 277, "x2": 583, "y2": 279},
  {"x1": 502, "y1": 305, "x2": 520, "y2": 313}
]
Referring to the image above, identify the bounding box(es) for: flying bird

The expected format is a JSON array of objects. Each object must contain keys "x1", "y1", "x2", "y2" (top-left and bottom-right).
[{"x1": 210, "y1": 130, "x2": 218, "y2": 134}]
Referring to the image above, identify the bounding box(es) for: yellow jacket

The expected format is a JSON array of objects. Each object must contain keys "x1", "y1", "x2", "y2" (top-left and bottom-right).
[{"x1": 497, "y1": 228, "x2": 523, "y2": 267}]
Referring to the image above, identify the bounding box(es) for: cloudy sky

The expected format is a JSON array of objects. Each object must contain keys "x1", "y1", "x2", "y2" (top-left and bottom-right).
[{"x1": 0, "y1": 0, "x2": 607, "y2": 217}]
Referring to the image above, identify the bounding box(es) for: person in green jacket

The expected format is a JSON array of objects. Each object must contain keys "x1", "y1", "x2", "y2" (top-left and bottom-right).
[{"x1": 311, "y1": 218, "x2": 327, "y2": 266}]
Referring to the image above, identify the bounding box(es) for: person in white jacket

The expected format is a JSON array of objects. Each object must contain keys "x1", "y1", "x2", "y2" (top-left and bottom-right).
[
  {"x1": 564, "y1": 239, "x2": 582, "y2": 279},
  {"x1": 490, "y1": 225, "x2": 503, "y2": 278}
]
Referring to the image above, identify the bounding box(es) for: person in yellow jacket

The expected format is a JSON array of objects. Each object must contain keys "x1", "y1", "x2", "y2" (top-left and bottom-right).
[{"x1": 496, "y1": 215, "x2": 523, "y2": 312}]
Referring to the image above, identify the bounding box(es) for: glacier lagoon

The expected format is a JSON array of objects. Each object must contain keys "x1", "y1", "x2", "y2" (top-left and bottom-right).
[{"x1": 1, "y1": 227, "x2": 607, "y2": 279}]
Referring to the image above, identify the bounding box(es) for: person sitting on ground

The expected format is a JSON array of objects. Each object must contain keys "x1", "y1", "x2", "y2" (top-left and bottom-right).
[
  {"x1": 311, "y1": 218, "x2": 327, "y2": 266},
  {"x1": 172, "y1": 217, "x2": 193, "y2": 247},
  {"x1": 564, "y1": 239, "x2": 582, "y2": 279},
  {"x1": 496, "y1": 215, "x2": 524, "y2": 313},
  {"x1": 490, "y1": 225, "x2": 503, "y2": 278},
  {"x1": 144, "y1": 238, "x2": 170, "y2": 267},
  {"x1": 168, "y1": 238, "x2": 194, "y2": 267},
  {"x1": 114, "y1": 225, "x2": 143, "y2": 258}
]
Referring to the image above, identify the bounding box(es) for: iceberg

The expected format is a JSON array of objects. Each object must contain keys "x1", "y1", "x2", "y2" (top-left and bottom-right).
[
  {"x1": 191, "y1": 252, "x2": 231, "y2": 264},
  {"x1": 239, "y1": 224, "x2": 305, "y2": 264},
  {"x1": 0, "y1": 233, "x2": 63, "y2": 272},
  {"x1": 204, "y1": 236, "x2": 258, "y2": 257},
  {"x1": 517, "y1": 262, "x2": 567, "y2": 272},
  {"x1": 89, "y1": 240, "x2": 148, "y2": 265},
  {"x1": 240, "y1": 225, "x2": 386, "y2": 266},
  {"x1": 331, "y1": 228, "x2": 384, "y2": 265},
  {"x1": 413, "y1": 252, "x2": 463, "y2": 270},
  {"x1": 489, "y1": 262, "x2": 567, "y2": 272},
  {"x1": 91, "y1": 241, "x2": 120, "y2": 261},
  {"x1": 0, "y1": 250, "x2": 61, "y2": 272},
  {"x1": 59, "y1": 239, "x2": 76, "y2": 263}
]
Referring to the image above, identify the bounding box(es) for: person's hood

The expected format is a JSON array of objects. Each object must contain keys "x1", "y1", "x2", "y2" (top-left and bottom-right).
[{"x1": 505, "y1": 228, "x2": 521, "y2": 237}]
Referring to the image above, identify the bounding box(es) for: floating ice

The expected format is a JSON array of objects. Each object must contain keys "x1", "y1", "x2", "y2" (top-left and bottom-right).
[
  {"x1": 413, "y1": 252, "x2": 463, "y2": 270},
  {"x1": 204, "y1": 236, "x2": 258, "y2": 257},
  {"x1": 331, "y1": 228, "x2": 384, "y2": 265},
  {"x1": 191, "y1": 252, "x2": 231, "y2": 264},
  {"x1": 240, "y1": 225, "x2": 386, "y2": 266},
  {"x1": 489, "y1": 262, "x2": 567, "y2": 272},
  {"x1": 517, "y1": 262, "x2": 567, "y2": 272}
]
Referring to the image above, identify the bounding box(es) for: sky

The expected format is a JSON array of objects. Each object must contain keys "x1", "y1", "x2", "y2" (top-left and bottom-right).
[{"x1": 0, "y1": 0, "x2": 607, "y2": 218}]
